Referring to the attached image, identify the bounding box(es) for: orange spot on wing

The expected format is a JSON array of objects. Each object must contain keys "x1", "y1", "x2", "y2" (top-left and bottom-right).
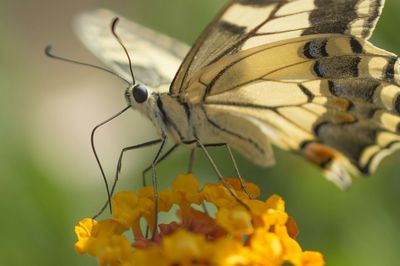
[
  {"x1": 327, "y1": 97, "x2": 351, "y2": 110},
  {"x1": 332, "y1": 112, "x2": 356, "y2": 123},
  {"x1": 302, "y1": 142, "x2": 336, "y2": 168}
]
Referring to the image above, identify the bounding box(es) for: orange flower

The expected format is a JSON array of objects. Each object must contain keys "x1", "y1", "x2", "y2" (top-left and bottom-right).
[{"x1": 75, "y1": 175, "x2": 325, "y2": 266}]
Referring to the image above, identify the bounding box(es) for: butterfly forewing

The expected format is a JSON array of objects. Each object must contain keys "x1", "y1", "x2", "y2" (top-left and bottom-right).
[
  {"x1": 75, "y1": 9, "x2": 189, "y2": 87},
  {"x1": 171, "y1": 0, "x2": 385, "y2": 95}
]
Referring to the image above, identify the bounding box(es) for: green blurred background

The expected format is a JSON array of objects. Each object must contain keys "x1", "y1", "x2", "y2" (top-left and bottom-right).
[{"x1": 0, "y1": 0, "x2": 399, "y2": 265}]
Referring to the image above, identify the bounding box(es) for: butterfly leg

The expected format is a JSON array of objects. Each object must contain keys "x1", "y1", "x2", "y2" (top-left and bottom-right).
[
  {"x1": 196, "y1": 139, "x2": 250, "y2": 211},
  {"x1": 186, "y1": 146, "x2": 211, "y2": 215},
  {"x1": 150, "y1": 136, "x2": 168, "y2": 239},
  {"x1": 139, "y1": 143, "x2": 179, "y2": 239},
  {"x1": 92, "y1": 139, "x2": 162, "y2": 219},
  {"x1": 142, "y1": 144, "x2": 179, "y2": 187},
  {"x1": 225, "y1": 144, "x2": 253, "y2": 199},
  {"x1": 187, "y1": 147, "x2": 197, "y2": 174},
  {"x1": 202, "y1": 143, "x2": 253, "y2": 199}
]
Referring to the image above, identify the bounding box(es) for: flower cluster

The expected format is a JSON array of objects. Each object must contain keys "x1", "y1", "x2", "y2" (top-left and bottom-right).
[{"x1": 75, "y1": 174, "x2": 324, "y2": 266}]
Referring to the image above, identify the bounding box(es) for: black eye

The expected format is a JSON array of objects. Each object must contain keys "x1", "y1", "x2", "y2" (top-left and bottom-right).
[{"x1": 132, "y1": 84, "x2": 148, "y2": 103}]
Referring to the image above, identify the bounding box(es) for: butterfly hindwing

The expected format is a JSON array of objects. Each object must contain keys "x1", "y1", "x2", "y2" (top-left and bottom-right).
[
  {"x1": 185, "y1": 34, "x2": 400, "y2": 188},
  {"x1": 75, "y1": 9, "x2": 189, "y2": 87}
]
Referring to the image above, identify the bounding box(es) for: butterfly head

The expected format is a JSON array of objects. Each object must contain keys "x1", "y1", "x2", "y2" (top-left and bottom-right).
[{"x1": 125, "y1": 83, "x2": 149, "y2": 107}]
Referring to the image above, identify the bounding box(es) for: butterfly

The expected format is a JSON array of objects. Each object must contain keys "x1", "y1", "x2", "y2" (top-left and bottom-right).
[{"x1": 74, "y1": 0, "x2": 400, "y2": 189}]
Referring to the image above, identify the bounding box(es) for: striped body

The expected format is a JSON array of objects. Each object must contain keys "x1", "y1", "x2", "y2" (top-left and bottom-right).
[{"x1": 151, "y1": 92, "x2": 274, "y2": 163}]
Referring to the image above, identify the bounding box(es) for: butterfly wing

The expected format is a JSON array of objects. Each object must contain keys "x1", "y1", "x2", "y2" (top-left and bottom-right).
[
  {"x1": 186, "y1": 34, "x2": 400, "y2": 188},
  {"x1": 75, "y1": 9, "x2": 189, "y2": 87},
  {"x1": 171, "y1": 0, "x2": 385, "y2": 95},
  {"x1": 171, "y1": 0, "x2": 395, "y2": 188}
]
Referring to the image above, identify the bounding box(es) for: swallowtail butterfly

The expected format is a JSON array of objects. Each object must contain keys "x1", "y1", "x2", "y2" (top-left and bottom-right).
[{"x1": 75, "y1": 0, "x2": 399, "y2": 189}]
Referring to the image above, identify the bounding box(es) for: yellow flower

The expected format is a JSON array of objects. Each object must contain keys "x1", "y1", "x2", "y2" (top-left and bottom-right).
[
  {"x1": 265, "y1": 194, "x2": 285, "y2": 211},
  {"x1": 243, "y1": 195, "x2": 288, "y2": 231},
  {"x1": 136, "y1": 187, "x2": 174, "y2": 232},
  {"x1": 172, "y1": 174, "x2": 201, "y2": 198},
  {"x1": 90, "y1": 235, "x2": 133, "y2": 266},
  {"x1": 262, "y1": 209, "x2": 288, "y2": 231},
  {"x1": 137, "y1": 187, "x2": 173, "y2": 213},
  {"x1": 249, "y1": 228, "x2": 284, "y2": 265},
  {"x1": 75, "y1": 218, "x2": 97, "y2": 254},
  {"x1": 130, "y1": 246, "x2": 166, "y2": 266},
  {"x1": 202, "y1": 182, "x2": 239, "y2": 209},
  {"x1": 301, "y1": 251, "x2": 325, "y2": 266},
  {"x1": 91, "y1": 219, "x2": 127, "y2": 238},
  {"x1": 210, "y1": 237, "x2": 250, "y2": 266},
  {"x1": 74, "y1": 175, "x2": 325, "y2": 266},
  {"x1": 74, "y1": 218, "x2": 127, "y2": 258},
  {"x1": 225, "y1": 177, "x2": 261, "y2": 199},
  {"x1": 216, "y1": 207, "x2": 253, "y2": 237},
  {"x1": 171, "y1": 173, "x2": 203, "y2": 211},
  {"x1": 112, "y1": 192, "x2": 143, "y2": 228},
  {"x1": 163, "y1": 229, "x2": 207, "y2": 264},
  {"x1": 275, "y1": 226, "x2": 303, "y2": 265}
]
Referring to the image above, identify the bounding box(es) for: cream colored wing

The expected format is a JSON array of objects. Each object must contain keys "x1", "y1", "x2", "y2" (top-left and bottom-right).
[
  {"x1": 186, "y1": 34, "x2": 400, "y2": 188},
  {"x1": 75, "y1": 9, "x2": 189, "y2": 87},
  {"x1": 171, "y1": 0, "x2": 385, "y2": 95}
]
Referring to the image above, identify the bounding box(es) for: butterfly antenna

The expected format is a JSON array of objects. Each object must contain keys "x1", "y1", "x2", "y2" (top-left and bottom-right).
[
  {"x1": 111, "y1": 17, "x2": 136, "y2": 84},
  {"x1": 91, "y1": 105, "x2": 131, "y2": 219},
  {"x1": 44, "y1": 45, "x2": 130, "y2": 85}
]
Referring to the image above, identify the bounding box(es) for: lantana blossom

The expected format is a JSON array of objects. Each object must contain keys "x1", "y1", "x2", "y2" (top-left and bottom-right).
[{"x1": 75, "y1": 174, "x2": 325, "y2": 266}]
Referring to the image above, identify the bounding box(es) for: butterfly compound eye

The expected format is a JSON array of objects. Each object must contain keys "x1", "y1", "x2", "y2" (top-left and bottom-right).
[{"x1": 132, "y1": 84, "x2": 148, "y2": 103}]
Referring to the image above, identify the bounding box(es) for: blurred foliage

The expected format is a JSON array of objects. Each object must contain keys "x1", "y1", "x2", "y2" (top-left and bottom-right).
[{"x1": 0, "y1": 0, "x2": 399, "y2": 266}]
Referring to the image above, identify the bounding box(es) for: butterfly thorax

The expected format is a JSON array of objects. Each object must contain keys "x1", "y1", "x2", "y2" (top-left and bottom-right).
[{"x1": 126, "y1": 83, "x2": 197, "y2": 143}]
